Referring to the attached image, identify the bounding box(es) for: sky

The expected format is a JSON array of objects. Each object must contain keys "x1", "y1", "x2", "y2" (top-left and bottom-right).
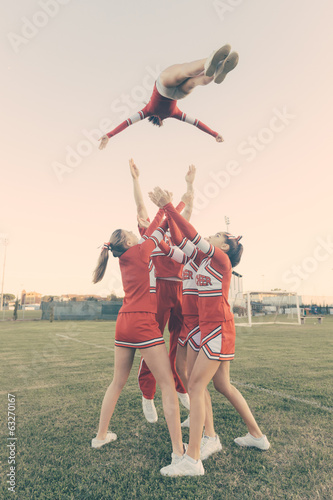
[{"x1": 1, "y1": 0, "x2": 333, "y2": 300}]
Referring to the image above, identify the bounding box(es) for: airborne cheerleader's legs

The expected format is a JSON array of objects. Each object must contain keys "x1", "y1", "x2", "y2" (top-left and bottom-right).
[{"x1": 159, "y1": 44, "x2": 232, "y2": 95}]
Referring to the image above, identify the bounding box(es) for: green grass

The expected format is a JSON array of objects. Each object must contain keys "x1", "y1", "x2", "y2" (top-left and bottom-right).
[
  {"x1": 1, "y1": 318, "x2": 332, "y2": 499},
  {"x1": 0, "y1": 309, "x2": 42, "y2": 321}
]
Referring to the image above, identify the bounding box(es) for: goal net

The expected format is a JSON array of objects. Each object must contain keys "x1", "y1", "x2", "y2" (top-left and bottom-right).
[{"x1": 230, "y1": 291, "x2": 301, "y2": 327}]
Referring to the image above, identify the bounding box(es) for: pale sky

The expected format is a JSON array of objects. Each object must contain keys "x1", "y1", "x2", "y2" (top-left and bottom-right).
[{"x1": 1, "y1": 0, "x2": 333, "y2": 299}]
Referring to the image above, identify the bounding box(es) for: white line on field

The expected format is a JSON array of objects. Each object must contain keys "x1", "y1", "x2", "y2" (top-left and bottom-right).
[
  {"x1": 231, "y1": 380, "x2": 333, "y2": 413},
  {"x1": 54, "y1": 335, "x2": 332, "y2": 413},
  {"x1": 56, "y1": 334, "x2": 115, "y2": 351}
]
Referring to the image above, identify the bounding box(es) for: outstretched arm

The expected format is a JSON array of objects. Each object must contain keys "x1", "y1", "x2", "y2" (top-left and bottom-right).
[
  {"x1": 172, "y1": 109, "x2": 223, "y2": 143},
  {"x1": 99, "y1": 107, "x2": 148, "y2": 150},
  {"x1": 129, "y1": 158, "x2": 149, "y2": 221}
]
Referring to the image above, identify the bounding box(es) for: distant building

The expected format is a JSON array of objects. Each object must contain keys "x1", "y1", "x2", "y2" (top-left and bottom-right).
[{"x1": 21, "y1": 290, "x2": 42, "y2": 305}]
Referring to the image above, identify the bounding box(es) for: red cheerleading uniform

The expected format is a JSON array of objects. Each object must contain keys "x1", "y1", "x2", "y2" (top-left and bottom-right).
[
  {"x1": 164, "y1": 203, "x2": 236, "y2": 361},
  {"x1": 161, "y1": 212, "x2": 204, "y2": 352},
  {"x1": 114, "y1": 213, "x2": 167, "y2": 349},
  {"x1": 137, "y1": 202, "x2": 187, "y2": 399},
  {"x1": 106, "y1": 83, "x2": 219, "y2": 140}
]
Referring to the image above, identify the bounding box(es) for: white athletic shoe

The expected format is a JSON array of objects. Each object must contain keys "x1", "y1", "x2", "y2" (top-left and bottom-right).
[
  {"x1": 204, "y1": 44, "x2": 231, "y2": 77},
  {"x1": 91, "y1": 431, "x2": 117, "y2": 449},
  {"x1": 200, "y1": 434, "x2": 222, "y2": 460},
  {"x1": 177, "y1": 392, "x2": 190, "y2": 410},
  {"x1": 234, "y1": 433, "x2": 270, "y2": 451},
  {"x1": 160, "y1": 454, "x2": 204, "y2": 476},
  {"x1": 181, "y1": 416, "x2": 190, "y2": 428},
  {"x1": 142, "y1": 396, "x2": 158, "y2": 423},
  {"x1": 214, "y1": 52, "x2": 239, "y2": 84}
]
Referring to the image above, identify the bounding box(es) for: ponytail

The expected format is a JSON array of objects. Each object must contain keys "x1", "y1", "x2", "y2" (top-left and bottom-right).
[
  {"x1": 92, "y1": 229, "x2": 127, "y2": 283},
  {"x1": 92, "y1": 247, "x2": 109, "y2": 284},
  {"x1": 225, "y1": 234, "x2": 243, "y2": 268}
]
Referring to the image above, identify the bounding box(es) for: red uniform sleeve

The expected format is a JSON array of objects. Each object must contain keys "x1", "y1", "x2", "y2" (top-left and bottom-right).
[
  {"x1": 165, "y1": 211, "x2": 183, "y2": 246},
  {"x1": 175, "y1": 201, "x2": 185, "y2": 213},
  {"x1": 164, "y1": 203, "x2": 231, "y2": 272},
  {"x1": 144, "y1": 209, "x2": 164, "y2": 237},
  {"x1": 138, "y1": 210, "x2": 168, "y2": 262},
  {"x1": 171, "y1": 108, "x2": 219, "y2": 139},
  {"x1": 106, "y1": 106, "x2": 149, "y2": 138},
  {"x1": 157, "y1": 239, "x2": 188, "y2": 264},
  {"x1": 139, "y1": 226, "x2": 165, "y2": 262}
]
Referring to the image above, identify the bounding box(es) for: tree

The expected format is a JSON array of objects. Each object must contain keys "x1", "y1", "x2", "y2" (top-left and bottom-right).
[{"x1": 2, "y1": 293, "x2": 15, "y2": 306}]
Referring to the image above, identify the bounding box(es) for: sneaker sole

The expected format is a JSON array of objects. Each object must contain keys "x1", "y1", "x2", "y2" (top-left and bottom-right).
[
  {"x1": 214, "y1": 52, "x2": 239, "y2": 84},
  {"x1": 234, "y1": 439, "x2": 270, "y2": 451},
  {"x1": 205, "y1": 44, "x2": 231, "y2": 77}
]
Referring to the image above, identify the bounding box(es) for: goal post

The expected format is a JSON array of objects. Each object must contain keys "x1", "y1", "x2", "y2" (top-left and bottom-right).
[{"x1": 231, "y1": 291, "x2": 301, "y2": 327}]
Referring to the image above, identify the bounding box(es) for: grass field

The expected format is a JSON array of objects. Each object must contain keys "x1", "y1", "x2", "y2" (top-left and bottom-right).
[{"x1": 1, "y1": 318, "x2": 332, "y2": 499}]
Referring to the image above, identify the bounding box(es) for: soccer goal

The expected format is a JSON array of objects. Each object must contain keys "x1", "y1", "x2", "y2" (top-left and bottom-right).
[{"x1": 231, "y1": 291, "x2": 301, "y2": 327}]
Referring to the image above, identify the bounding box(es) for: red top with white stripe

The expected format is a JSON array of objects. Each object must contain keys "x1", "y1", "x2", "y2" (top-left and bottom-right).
[
  {"x1": 119, "y1": 214, "x2": 166, "y2": 314},
  {"x1": 138, "y1": 202, "x2": 186, "y2": 281},
  {"x1": 164, "y1": 203, "x2": 233, "y2": 323},
  {"x1": 106, "y1": 83, "x2": 219, "y2": 139}
]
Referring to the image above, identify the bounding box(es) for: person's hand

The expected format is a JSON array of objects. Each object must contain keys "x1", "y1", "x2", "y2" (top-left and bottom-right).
[
  {"x1": 148, "y1": 191, "x2": 162, "y2": 207},
  {"x1": 181, "y1": 191, "x2": 194, "y2": 205},
  {"x1": 129, "y1": 158, "x2": 140, "y2": 179},
  {"x1": 149, "y1": 187, "x2": 173, "y2": 207},
  {"x1": 216, "y1": 134, "x2": 224, "y2": 143},
  {"x1": 99, "y1": 135, "x2": 109, "y2": 150},
  {"x1": 185, "y1": 164, "x2": 196, "y2": 185},
  {"x1": 137, "y1": 215, "x2": 149, "y2": 228}
]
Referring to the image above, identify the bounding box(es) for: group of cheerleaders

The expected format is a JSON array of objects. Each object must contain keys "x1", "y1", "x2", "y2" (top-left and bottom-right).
[{"x1": 91, "y1": 45, "x2": 270, "y2": 476}]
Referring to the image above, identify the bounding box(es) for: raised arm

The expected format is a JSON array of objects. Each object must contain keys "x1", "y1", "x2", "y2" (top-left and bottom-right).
[
  {"x1": 163, "y1": 200, "x2": 231, "y2": 272},
  {"x1": 129, "y1": 158, "x2": 149, "y2": 221},
  {"x1": 139, "y1": 212, "x2": 169, "y2": 262},
  {"x1": 172, "y1": 109, "x2": 223, "y2": 143},
  {"x1": 181, "y1": 164, "x2": 196, "y2": 221},
  {"x1": 158, "y1": 239, "x2": 188, "y2": 264},
  {"x1": 99, "y1": 107, "x2": 149, "y2": 150}
]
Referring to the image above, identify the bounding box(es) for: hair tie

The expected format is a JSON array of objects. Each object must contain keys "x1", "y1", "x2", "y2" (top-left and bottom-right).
[
  {"x1": 103, "y1": 242, "x2": 111, "y2": 251},
  {"x1": 225, "y1": 233, "x2": 242, "y2": 244}
]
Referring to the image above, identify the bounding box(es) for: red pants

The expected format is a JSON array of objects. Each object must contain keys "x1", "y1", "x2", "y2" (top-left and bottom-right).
[{"x1": 138, "y1": 279, "x2": 185, "y2": 399}]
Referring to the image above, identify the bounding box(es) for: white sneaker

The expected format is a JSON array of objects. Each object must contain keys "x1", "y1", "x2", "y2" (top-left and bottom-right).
[
  {"x1": 170, "y1": 443, "x2": 187, "y2": 465},
  {"x1": 204, "y1": 44, "x2": 231, "y2": 77},
  {"x1": 181, "y1": 416, "x2": 190, "y2": 428},
  {"x1": 160, "y1": 454, "x2": 204, "y2": 476},
  {"x1": 200, "y1": 434, "x2": 222, "y2": 460},
  {"x1": 91, "y1": 431, "x2": 117, "y2": 449},
  {"x1": 234, "y1": 433, "x2": 270, "y2": 450},
  {"x1": 214, "y1": 52, "x2": 239, "y2": 84},
  {"x1": 177, "y1": 392, "x2": 190, "y2": 410},
  {"x1": 142, "y1": 396, "x2": 158, "y2": 423}
]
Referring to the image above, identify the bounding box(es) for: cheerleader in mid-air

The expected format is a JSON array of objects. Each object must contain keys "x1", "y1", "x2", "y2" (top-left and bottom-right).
[
  {"x1": 150, "y1": 188, "x2": 270, "y2": 476},
  {"x1": 99, "y1": 44, "x2": 238, "y2": 148},
  {"x1": 91, "y1": 209, "x2": 184, "y2": 470}
]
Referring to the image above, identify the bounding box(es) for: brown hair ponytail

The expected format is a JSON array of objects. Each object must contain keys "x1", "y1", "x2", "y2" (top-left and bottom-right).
[
  {"x1": 225, "y1": 234, "x2": 244, "y2": 268},
  {"x1": 92, "y1": 229, "x2": 128, "y2": 284},
  {"x1": 92, "y1": 247, "x2": 109, "y2": 284}
]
